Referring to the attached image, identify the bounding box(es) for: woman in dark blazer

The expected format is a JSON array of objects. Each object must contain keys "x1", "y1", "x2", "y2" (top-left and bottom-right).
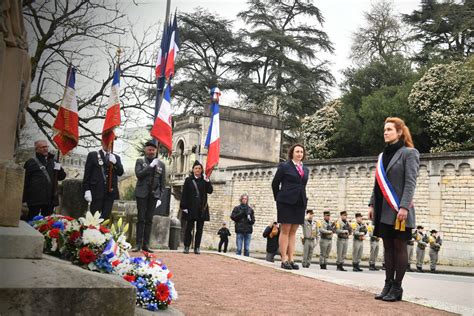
[
  {"x1": 180, "y1": 160, "x2": 213, "y2": 254},
  {"x1": 272, "y1": 144, "x2": 309, "y2": 270},
  {"x1": 368, "y1": 117, "x2": 420, "y2": 302}
]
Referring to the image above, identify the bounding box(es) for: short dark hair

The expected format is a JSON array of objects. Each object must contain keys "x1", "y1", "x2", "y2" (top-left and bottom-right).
[{"x1": 287, "y1": 143, "x2": 306, "y2": 161}]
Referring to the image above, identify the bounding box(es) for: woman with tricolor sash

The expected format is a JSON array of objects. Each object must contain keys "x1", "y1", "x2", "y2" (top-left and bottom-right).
[{"x1": 368, "y1": 117, "x2": 420, "y2": 302}]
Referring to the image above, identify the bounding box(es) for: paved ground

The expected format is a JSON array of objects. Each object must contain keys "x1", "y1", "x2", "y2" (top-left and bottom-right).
[{"x1": 146, "y1": 251, "x2": 460, "y2": 315}]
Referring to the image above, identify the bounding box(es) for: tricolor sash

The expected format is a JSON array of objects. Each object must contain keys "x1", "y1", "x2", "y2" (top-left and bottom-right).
[{"x1": 375, "y1": 153, "x2": 405, "y2": 231}]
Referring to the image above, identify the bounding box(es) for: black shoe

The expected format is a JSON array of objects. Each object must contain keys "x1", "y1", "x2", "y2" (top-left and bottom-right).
[
  {"x1": 337, "y1": 264, "x2": 346, "y2": 271},
  {"x1": 356, "y1": 263, "x2": 363, "y2": 272},
  {"x1": 322, "y1": 264, "x2": 327, "y2": 269},
  {"x1": 142, "y1": 247, "x2": 154, "y2": 253},
  {"x1": 131, "y1": 246, "x2": 142, "y2": 252},
  {"x1": 416, "y1": 266, "x2": 424, "y2": 273},
  {"x1": 320, "y1": 264, "x2": 326, "y2": 269},
  {"x1": 375, "y1": 279, "x2": 393, "y2": 300},
  {"x1": 430, "y1": 268, "x2": 436, "y2": 273},
  {"x1": 383, "y1": 281, "x2": 403, "y2": 301},
  {"x1": 194, "y1": 248, "x2": 200, "y2": 254},
  {"x1": 369, "y1": 264, "x2": 377, "y2": 271},
  {"x1": 406, "y1": 265, "x2": 413, "y2": 272},
  {"x1": 353, "y1": 263, "x2": 358, "y2": 272},
  {"x1": 183, "y1": 246, "x2": 190, "y2": 254},
  {"x1": 289, "y1": 261, "x2": 299, "y2": 270},
  {"x1": 281, "y1": 261, "x2": 292, "y2": 270},
  {"x1": 382, "y1": 263, "x2": 386, "y2": 270}
]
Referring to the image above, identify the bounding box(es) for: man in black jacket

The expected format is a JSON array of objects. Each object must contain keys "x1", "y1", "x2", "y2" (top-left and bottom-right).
[
  {"x1": 23, "y1": 140, "x2": 66, "y2": 221},
  {"x1": 230, "y1": 194, "x2": 255, "y2": 256},
  {"x1": 82, "y1": 142, "x2": 124, "y2": 219},
  {"x1": 263, "y1": 222, "x2": 280, "y2": 262},
  {"x1": 132, "y1": 141, "x2": 166, "y2": 253},
  {"x1": 217, "y1": 222, "x2": 231, "y2": 253}
]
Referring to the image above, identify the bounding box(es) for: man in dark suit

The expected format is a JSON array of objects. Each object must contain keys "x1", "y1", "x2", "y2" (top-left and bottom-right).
[
  {"x1": 132, "y1": 141, "x2": 166, "y2": 252},
  {"x1": 23, "y1": 140, "x2": 66, "y2": 221},
  {"x1": 82, "y1": 142, "x2": 124, "y2": 219}
]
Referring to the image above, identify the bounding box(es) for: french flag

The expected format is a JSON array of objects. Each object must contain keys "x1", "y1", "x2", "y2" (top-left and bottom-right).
[
  {"x1": 155, "y1": 20, "x2": 171, "y2": 81},
  {"x1": 165, "y1": 14, "x2": 179, "y2": 80},
  {"x1": 103, "y1": 239, "x2": 121, "y2": 267},
  {"x1": 102, "y1": 67, "x2": 121, "y2": 148},
  {"x1": 205, "y1": 87, "x2": 221, "y2": 177},
  {"x1": 53, "y1": 66, "x2": 79, "y2": 155},
  {"x1": 150, "y1": 83, "x2": 173, "y2": 152}
]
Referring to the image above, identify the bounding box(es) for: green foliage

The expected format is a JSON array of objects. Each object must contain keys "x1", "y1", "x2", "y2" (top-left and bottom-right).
[
  {"x1": 408, "y1": 57, "x2": 474, "y2": 152},
  {"x1": 303, "y1": 99, "x2": 342, "y2": 159},
  {"x1": 233, "y1": 0, "x2": 335, "y2": 129},
  {"x1": 122, "y1": 184, "x2": 135, "y2": 201},
  {"x1": 403, "y1": 0, "x2": 474, "y2": 65}
]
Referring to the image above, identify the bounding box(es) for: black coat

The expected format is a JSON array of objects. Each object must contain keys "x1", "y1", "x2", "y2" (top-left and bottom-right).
[
  {"x1": 23, "y1": 153, "x2": 66, "y2": 206},
  {"x1": 217, "y1": 227, "x2": 231, "y2": 240},
  {"x1": 231, "y1": 205, "x2": 255, "y2": 234},
  {"x1": 180, "y1": 175, "x2": 213, "y2": 221},
  {"x1": 271, "y1": 160, "x2": 309, "y2": 207},
  {"x1": 263, "y1": 225, "x2": 280, "y2": 253},
  {"x1": 83, "y1": 150, "x2": 124, "y2": 200}
]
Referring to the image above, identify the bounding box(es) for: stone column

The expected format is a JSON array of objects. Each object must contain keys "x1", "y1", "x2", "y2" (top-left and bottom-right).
[
  {"x1": 427, "y1": 159, "x2": 443, "y2": 228},
  {"x1": 337, "y1": 165, "x2": 347, "y2": 213}
]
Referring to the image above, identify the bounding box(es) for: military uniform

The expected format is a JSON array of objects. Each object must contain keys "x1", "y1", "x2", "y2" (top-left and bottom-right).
[
  {"x1": 335, "y1": 211, "x2": 352, "y2": 271},
  {"x1": 83, "y1": 149, "x2": 124, "y2": 219},
  {"x1": 368, "y1": 223, "x2": 380, "y2": 270},
  {"x1": 134, "y1": 145, "x2": 166, "y2": 252},
  {"x1": 406, "y1": 231, "x2": 417, "y2": 272},
  {"x1": 352, "y1": 213, "x2": 367, "y2": 272},
  {"x1": 301, "y1": 210, "x2": 318, "y2": 268},
  {"x1": 415, "y1": 228, "x2": 428, "y2": 272},
  {"x1": 319, "y1": 211, "x2": 334, "y2": 269},
  {"x1": 429, "y1": 230, "x2": 442, "y2": 273}
]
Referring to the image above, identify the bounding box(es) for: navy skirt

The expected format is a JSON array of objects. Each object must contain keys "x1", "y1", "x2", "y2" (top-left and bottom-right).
[{"x1": 277, "y1": 201, "x2": 305, "y2": 225}]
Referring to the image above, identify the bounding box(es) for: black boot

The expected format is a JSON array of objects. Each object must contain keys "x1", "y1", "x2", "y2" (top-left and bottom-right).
[
  {"x1": 416, "y1": 266, "x2": 424, "y2": 273},
  {"x1": 183, "y1": 246, "x2": 189, "y2": 254},
  {"x1": 369, "y1": 264, "x2": 377, "y2": 271},
  {"x1": 430, "y1": 268, "x2": 436, "y2": 273},
  {"x1": 375, "y1": 279, "x2": 393, "y2": 300},
  {"x1": 194, "y1": 247, "x2": 201, "y2": 254},
  {"x1": 320, "y1": 264, "x2": 327, "y2": 269},
  {"x1": 322, "y1": 264, "x2": 327, "y2": 269},
  {"x1": 406, "y1": 264, "x2": 413, "y2": 272},
  {"x1": 353, "y1": 263, "x2": 358, "y2": 272},
  {"x1": 383, "y1": 281, "x2": 403, "y2": 301},
  {"x1": 382, "y1": 263, "x2": 386, "y2": 270},
  {"x1": 356, "y1": 263, "x2": 363, "y2": 271},
  {"x1": 337, "y1": 264, "x2": 346, "y2": 271}
]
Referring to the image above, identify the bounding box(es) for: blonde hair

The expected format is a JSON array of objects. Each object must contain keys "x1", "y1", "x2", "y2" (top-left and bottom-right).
[{"x1": 385, "y1": 117, "x2": 414, "y2": 148}]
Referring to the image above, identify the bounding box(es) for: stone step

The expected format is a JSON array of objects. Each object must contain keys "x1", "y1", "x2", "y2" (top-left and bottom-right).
[
  {"x1": 0, "y1": 255, "x2": 136, "y2": 315},
  {"x1": 0, "y1": 221, "x2": 43, "y2": 259}
]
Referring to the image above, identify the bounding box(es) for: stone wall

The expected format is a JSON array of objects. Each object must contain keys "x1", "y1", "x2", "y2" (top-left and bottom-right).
[{"x1": 170, "y1": 151, "x2": 474, "y2": 266}]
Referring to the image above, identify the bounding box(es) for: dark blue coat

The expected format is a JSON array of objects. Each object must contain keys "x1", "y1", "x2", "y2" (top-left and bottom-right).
[{"x1": 271, "y1": 160, "x2": 309, "y2": 207}]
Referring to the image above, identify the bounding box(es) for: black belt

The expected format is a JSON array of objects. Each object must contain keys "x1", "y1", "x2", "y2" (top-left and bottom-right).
[
  {"x1": 338, "y1": 235, "x2": 348, "y2": 239},
  {"x1": 304, "y1": 237, "x2": 315, "y2": 241},
  {"x1": 322, "y1": 236, "x2": 333, "y2": 240}
]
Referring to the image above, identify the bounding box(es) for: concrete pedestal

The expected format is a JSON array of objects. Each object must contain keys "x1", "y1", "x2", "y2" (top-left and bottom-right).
[
  {"x1": 0, "y1": 221, "x2": 43, "y2": 259},
  {"x1": 0, "y1": 255, "x2": 136, "y2": 315},
  {"x1": 0, "y1": 160, "x2": 23, "y2": 227},
  {"x1": 150, "y1": 215, "x2": 171, "y2": 249}
]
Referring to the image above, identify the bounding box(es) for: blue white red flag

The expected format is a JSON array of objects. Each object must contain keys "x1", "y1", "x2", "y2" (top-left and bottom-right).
[
  {"x1": 102, "y1": 66, "x2": 121, "y2": 148},
  {"x1": 205, "y1": 87, "x2": 221, "y2": 177},
  {"x1": 150, "y1": 84, "x2": 173, "y2": 152},
  {"x1": 103, "y1": 238, "x2": 121, "y2": 267},
  {"x1": 165, "y1": 14, "x2": 179, "y2": 80}
]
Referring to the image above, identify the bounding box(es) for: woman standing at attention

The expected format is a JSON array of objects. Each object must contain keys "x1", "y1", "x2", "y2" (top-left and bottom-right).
[
  {"x1": 272, "y1": 144, "x2": 309, "y2": 270},
  {"x1": 369, "y1": 117, "x2": 420, "y2": 302}
]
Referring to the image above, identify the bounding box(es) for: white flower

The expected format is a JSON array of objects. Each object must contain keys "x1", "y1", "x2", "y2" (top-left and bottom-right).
[
  {"x1": 51, "y1": 239, "x2": 58, "y2": 252},
  {"x1": 79, "y1": 211, "x2": 103, "y2": 228},
  {"x1": 82, "y1": 228, "x2": 106, "y2": 246}
]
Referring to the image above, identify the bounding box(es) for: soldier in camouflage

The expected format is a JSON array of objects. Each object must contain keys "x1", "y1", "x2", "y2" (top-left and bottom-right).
[
  {"x1": 318, "y1": 211, "x2": 334, "y2": 269},
  {"x1": 368, "y1": 222, "x2": 380, "y2": 271},
  {"x1": 415, "y1": 225, "x2": 428, "y2": 272},
  {"x1": 429, "y1": 229, "x2": 442, "y2": 273},
  {"x1": 352, "y1": 213, "x2": 367, "y2": 272},
  {"x1": 301, "y1": 209, "x2": 319, "y2": 268},
  {"x1": 335, "y1": 211, "x2": 352, "y2": 271}
]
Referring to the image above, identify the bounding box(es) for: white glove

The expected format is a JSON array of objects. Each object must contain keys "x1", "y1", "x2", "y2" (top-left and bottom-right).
[
  {"x1": 84, "y1": 190, "x2": 92, "y2": 202},
  {"x1": 182, "y1": 209, "x2": 188, "y2": 214},
  {"x1": 150, "y1": 158, "x2": 159, "y2": 168},
  {"x1": 247, "y1": 214, "x2": 252, "y2": 221},
  {"x1": 203, "y1": 174, "x2": 210, "y2": 182},
  {"x1": 156, "y1": 200, "x2": 162, "y2": 208},
  {"x1": 108, "y1": 153, "x2": 117, "y2": 164},
  {"x1": 54, "y1": 162, "x2": 61, "y2": 170}
]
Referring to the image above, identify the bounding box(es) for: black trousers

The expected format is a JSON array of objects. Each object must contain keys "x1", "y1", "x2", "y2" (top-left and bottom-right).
[
  {"x1": 90, "y1": 197, "x2": 114, "y2": 220},
  {"x1": 136, "y1": 194, "x2": 157, "y2": 248},
  {"x1": 25, "y1": 204, "x2": 54, "y2": 221},
  {"x1": 218, "y1": 238, "x2": 229, "y2": 252},
  {"x1": 184, "y1": 219, "x2": 205, "y2": 249}
]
